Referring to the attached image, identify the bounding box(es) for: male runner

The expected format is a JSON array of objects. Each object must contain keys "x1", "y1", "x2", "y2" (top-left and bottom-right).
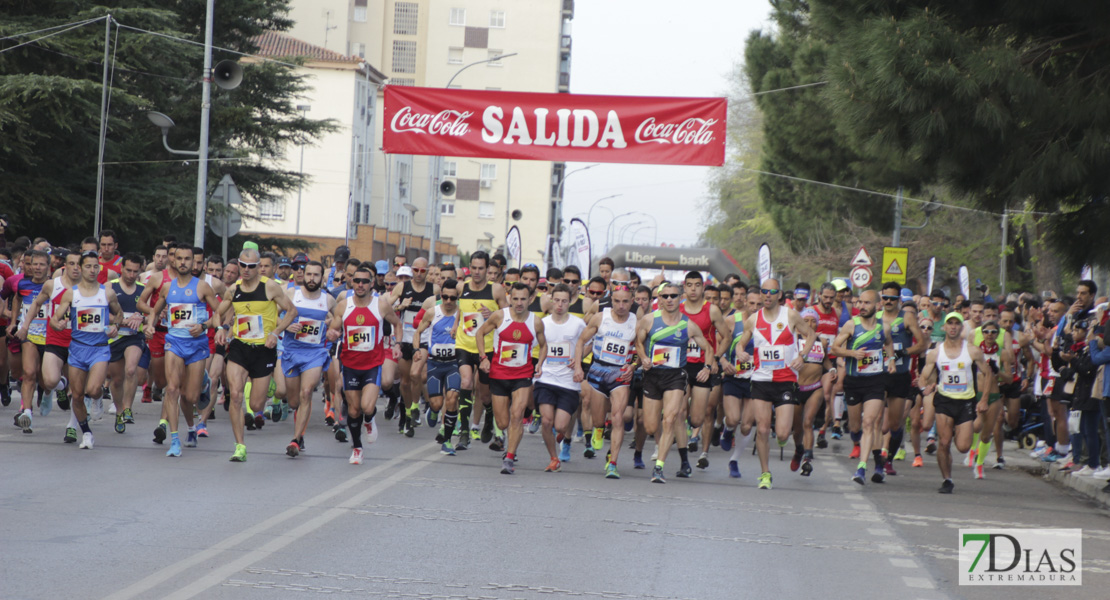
[
  {"x1": 678, "y1": 271, "x2": 730, "y2": 470},
  {"x1": 282, "y1": 261, "x2": 338, "y2": 457},
  {"x1": 23, "y1": 248, "x2": 81, "y2": 419},
  {"x1": 96, "y1": 230, "x2": 122, "y2": 284},
  {"x1": 920, "y1": 311, "x2": 992, "y2": 493},
  {"x1": 971, "y1": 320, "x2": 1013, "y2": 478},
  {"x1": 735, "y1": 279, "x2": 818, "y2": 490},
  {"x1": 636, "y1": 282, "x2": 715, "y2": 483},
  {"x1": 328, "y1": 264, "x2": 401, "y2": 465},
  {"x1": 576, "y1": 284, "x2": 637, "y2": 478},
  {"x1": 107, "y1": 253, "x2": 147, "y2": 433},
  {"x1": 719, "y1": 282, "x2": 757, "y2": 478},
  {"x1": 879, "y1": 281, "x2": 928, "y2": 476},
  {"x1": 831, "y1": 290, "x2": 896, "y2": 485},
  {"x1": 452, "y1": 251, "x2": 507, "y2": 449},
  {"x1": 214, "y1": 247, "x2": 297, "y2": 462},
  {"x1": 477, "y1": 282, "x2": 546, "y2": 474},
  {"x1": 51, "y1": 251, "x2": 124, "y2": 449},
  {"x1": 390, "y1": 258, "x2": 435, "y2": 432},
  {"x1": 535, "y1": 284, "x2": 587, "y2": 472},
  {"x1": 414, "y1": 278, "x2": 462, "y2": 455},
  {"x1": 146, "y1": 244, "x2": 221, "y2": 456},
  {"x1": 8, "y1": 250, "x2": 50, "y2": 432}
]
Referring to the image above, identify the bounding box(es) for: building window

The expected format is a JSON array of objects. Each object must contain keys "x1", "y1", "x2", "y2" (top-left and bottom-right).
[
  {"x1": 259, "y1": 199, "x2": 284, "y2": 220},
  {"x1": 354, "y1": 0, "x2": 368, "y2": 22},
  {"x1": 480, "y1": 163, "x2": 497, "y2": 180},
  {"x1": 443, "y1": 161, "x2": 457, "y2": 177},
  {"x1": 489, "y1": 10, "x2": 505, "y2": 28},
  {"x1": 487, "y1": 49, "x2": 504, "y2": 66},
  {"x1": 394, "y1": 2, "x2": 419, "y2": 35},
  {"x1": 349, "y1": 41, "x2": 365, "y2": 58},
  {"x1": 447, "y1": 47, "x2": 463, "y2": 64},
  {"x1": 391, "y1": 78, "x2": 415, "y2": 86},
  {"x1": 449, "y1": 8, "x2": 466, "y2": 26},
  {"x1": 441, "y1": 201, "x2": 455, "y2": 216},
  {"x1": 398, "y1": 162, "x2": 411, "y2": 199},
  {"x1": 478, "y1": 201, "x2": 494, "y2": 219},
  {"x1": 392, "y1": 40, "x2": 417, "y2": 74}
]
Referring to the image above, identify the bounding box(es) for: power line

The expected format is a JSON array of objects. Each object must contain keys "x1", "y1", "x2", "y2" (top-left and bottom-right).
[
  {"x1": 113, "y1": 22, "x2": 302, "y2": 69},
  {"x1": 0, "y1": 16, "x2": 107, "y2": 54},
  {"x1": 751, "y1": 81, "x2": 828, "y2": 96}
]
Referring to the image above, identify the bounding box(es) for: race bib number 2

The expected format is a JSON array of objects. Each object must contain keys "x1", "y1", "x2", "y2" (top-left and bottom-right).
[{"x1": 499, "y1": 342, "x2": 528, "y2": 368}]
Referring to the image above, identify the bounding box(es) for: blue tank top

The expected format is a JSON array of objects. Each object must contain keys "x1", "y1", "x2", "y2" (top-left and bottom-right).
[
  {"x1": 845, "y1": 316, "x2": 886, "y2": 377},
  {"x1": 70, "y1": 284, "x2": 111, "y2": 346},
  {"x1": 284, "y1": 288, "x2": 329, "y2": 351},
  {"x1": 647, "y1": 309, "x2": 688, "y2": 370},
  {"x1": 888, "y1": 309, "x2": 914, "y2": 374},
  {"x1": 164, "y1": 277, "x2": 209, "y2": 339},
  {"x1": 429, "y1": 306, "x2": 457, "y2": 361}
]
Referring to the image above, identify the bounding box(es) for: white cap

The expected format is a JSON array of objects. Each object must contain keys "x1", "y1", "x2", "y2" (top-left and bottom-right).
[{"x1": 396, "y1": 266, "x2": 414, "y2": 278}]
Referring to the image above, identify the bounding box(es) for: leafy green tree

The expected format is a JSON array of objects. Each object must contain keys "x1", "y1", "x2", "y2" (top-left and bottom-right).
[{"x1": 0, "y1": 0, "x2": 333, "y2": 256}]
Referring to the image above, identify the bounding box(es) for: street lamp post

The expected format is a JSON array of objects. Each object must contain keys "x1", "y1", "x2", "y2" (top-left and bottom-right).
[
  {"x1": 550, "y1": 163, "x2": 600, "y2": 268},
  {"x1": 617, "y1": 220, "x2": 643, "y2": 247},
  {"x1": 294, "y1": 104, "x2": 310, "y2": 235},
  {"x1": 605, "y1": 212, "x2": 638, "y2": 252},
  {"x1": 585, "y1": 193, "x2": 622, "y2": 232},
  {"x1": 429, "y1": 52, "x2": 518, "y2": 264}
]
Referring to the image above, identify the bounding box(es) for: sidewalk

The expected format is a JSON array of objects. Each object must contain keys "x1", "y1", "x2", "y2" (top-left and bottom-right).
[{"x1": 1001, "y1": 439, "x2": 1110, "y2": 510}]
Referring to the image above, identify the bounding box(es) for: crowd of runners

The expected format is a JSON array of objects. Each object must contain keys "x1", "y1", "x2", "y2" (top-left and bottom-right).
[{"x1": 3, "y1": 231, "x2": 1109, "y2": 495}]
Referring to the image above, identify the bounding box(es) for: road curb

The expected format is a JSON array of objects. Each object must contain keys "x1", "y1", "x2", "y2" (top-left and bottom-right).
[{"x1": 1005, "y1": 444, "x2": 1110, "y2": 509}]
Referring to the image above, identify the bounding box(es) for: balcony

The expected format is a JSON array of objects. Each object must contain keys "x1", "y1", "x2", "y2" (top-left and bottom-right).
[
  {"x1": 558, "y1": 71, "x2": 570, "y2": 91},
  {"x1": 562, "y1": 0, "x2": 574, "y2": 18},
  {"x1": 560, "y1": 34, "x2": 571, "y2": 54}
]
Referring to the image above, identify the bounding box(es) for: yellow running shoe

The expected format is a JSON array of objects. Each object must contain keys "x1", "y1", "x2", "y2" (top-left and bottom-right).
[
  {"x1": 758, "y1": 471, "x2": 772, "y2": 490},
  {"x1": 230, "y1": 443, "x2": 247, "y2": 462}
]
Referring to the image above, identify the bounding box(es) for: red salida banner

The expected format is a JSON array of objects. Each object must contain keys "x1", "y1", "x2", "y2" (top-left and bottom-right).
[{"x1": 383, "y1": 86, "x2": 726, "y2": 166}]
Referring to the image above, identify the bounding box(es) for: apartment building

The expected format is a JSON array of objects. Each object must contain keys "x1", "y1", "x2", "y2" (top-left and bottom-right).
[{"x1": 286, "y1": 0, "x2": 574, "y2": 262}]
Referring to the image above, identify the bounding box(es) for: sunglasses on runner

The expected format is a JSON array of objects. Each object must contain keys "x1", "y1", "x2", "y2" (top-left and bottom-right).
[
  {"x1": 760, "y1": 288, "x2": 779, "y2": 295},
  {"x1": 384, "y1": 281, "x2": 398, "y2": 287},
  {"x1": 982, "y1": 329, "x2": 999, "y2": 335},
  {"x1": 563, "y1": 278, "x2": 579, "y2": 285},
  {"x1": 611, "y1": 280, "x2": 630, "y2": 286},
  {"x1": 240, "y1": 261, "x2": 259, "y2": 269},
  {"x1": 659, "y1": 293, "x2": 680, "y2": 300},
  {"x1": 411, "y1": 267, "x2": 427, "y2": 274},
  {"x1": 351, "y1": 278, "x2": 371, "y2": 284},
  {"x1": 881, "y1": 295, "x2": 900, "y2": 301},
  {"x1": 587, "y1": 290, "x2": 605, "y2": 297},
  {"x1": 441, "y1": 294, "x2": 458, "y2": 301}
]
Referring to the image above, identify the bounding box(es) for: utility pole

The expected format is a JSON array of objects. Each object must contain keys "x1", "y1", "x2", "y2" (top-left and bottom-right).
[
  {"x1": 193, "y1": 0, "x2": 216, "y2": 249},
  {"x1": 1000, "y1": 209, "x2": 1009, "y2": 296},
  {"x1": 892, "y1": 186, "x2": 903, "y2": 247},
  {"x1": 93, "y1": 15, "x2": 112, "y2": 237}
]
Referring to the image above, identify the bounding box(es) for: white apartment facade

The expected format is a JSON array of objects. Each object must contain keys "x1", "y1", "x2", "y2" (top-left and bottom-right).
[
  {"x1": 242, "y1": 31, "x2": 387, "y2": 241},
  {"x1": 286, "y1": 0, "x2": 575, "y2": 262}
]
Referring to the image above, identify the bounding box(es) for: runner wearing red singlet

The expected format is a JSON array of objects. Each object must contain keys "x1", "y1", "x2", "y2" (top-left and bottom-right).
[
  {"x1": 23, "y1": 249, "x2": 81, "y2": 419},
  {"x1": 678, "y1": 271, "x2": 730, "y2": 474},
  {"x1": 477, "y1": 282, "x2": 546, "y2": 475},
  {"x1": 813, "y1": 282, "x2": 844, "y2": 444},
  {"x1": 138, "y1": 256, "x2": 170, "y2": 404}
]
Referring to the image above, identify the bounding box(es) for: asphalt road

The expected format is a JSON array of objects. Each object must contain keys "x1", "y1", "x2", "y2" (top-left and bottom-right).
[{"x1": 1, "y1": 392, "x2": 1107, "y2": 600}]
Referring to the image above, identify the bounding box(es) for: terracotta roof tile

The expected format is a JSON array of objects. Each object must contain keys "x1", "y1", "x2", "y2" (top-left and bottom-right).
[{"x1": 252, "y1": 31, "x2": 359, "y2": 64}]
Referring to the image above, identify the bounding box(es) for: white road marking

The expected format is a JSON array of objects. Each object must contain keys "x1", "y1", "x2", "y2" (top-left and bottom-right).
[
  {"x1": 889, "y1": 558, "x2": 917, "y2": 569},
  {"x1": 902, "y1": 577, "x2": 935, "y2": 589}
]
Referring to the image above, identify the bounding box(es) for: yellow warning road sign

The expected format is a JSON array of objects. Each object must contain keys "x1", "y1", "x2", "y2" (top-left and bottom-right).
[{"x1": 882, "y1": 247, "x2": 908, "y2": 285}]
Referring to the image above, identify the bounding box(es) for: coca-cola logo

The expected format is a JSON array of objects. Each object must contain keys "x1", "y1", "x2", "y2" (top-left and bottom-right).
[
  {"x1": 390, "y1": 106, "x2": 472, "y2": 136},
  {"x1": 634, "y1": 117, "x2": 717, "y2": 145}
]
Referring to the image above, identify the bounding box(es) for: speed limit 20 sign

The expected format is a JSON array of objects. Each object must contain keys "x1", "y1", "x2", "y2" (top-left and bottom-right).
[{"x1": 850, "y1": 266, "x2": 872, "y2": 289}]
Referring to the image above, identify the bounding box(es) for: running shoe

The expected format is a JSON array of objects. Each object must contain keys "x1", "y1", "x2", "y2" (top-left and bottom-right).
[
  {"x1": 728, "y1": 461, "x2": 741, "y2": 478},
  {"x1": 500, "y1": 457, "x2": 515, "y2": 475},
  {"x1": 893, "y1": 448, "x2": 906, "y2": 461},
  {"x1": 114, "y1": 414, "x2": 126, "y2": 434},
  {"x1": 650, "y1": 465, "x2": 666, "y2": 484},
  {"x1": 245, "y1": 412, "x2": 257, "y2": 431},
  {"x1": 469, "y1": 426, "x2": 481, "y2": 441},
  {"x1": 688, "y1": 436, "x2": 699, "y2": 453},
  {"x1": 583, "y1": 446, "x2": 595, "y2": 459},
  {"x1": 816, "y1": 430, "x2": 828, "y2": 449},
  {"x1": 938, "y1": 479, "x2": 954, "y2": 494},
  {"x1": 229, "y1": 444, "x2": 247, "y2": 462},
  {"x1": 90, "y1": 397, "x2": 105, "y2": 421},
  {"x1": 64, "y1": 427, "x2": 78, "y2": 443},
  {"x1": 186, "y1": 430, "x2": 198, "y2": 448},
  {"x1": 412, "y1": 407, "x2": 422, "y2": 427},
  {"x1": 286, "y1": 440, "x2": 301, "y2": 457},
  {"x1": 871, "y1": 467, "x2": 885, "y2": 484},
  {"x1": 720, "y1": 428, "x2": 734, "y2": 452},
  {"x1": 269, "y1": 400, "x2": 283, "y2": 422},
  {"x1": 591, "y1": 429, "x2": 604, "y2": 451},
  {"x1": 800, "y1": 459, "x2": 813, "y2": 477},
  {"x1": 324, "y1": 404, "x2": 336, "y2": 426},
  {"x1": 558, "y1": 440, "x2": 571, "y2": 463},
  {"x1": 404, "y1": 418, "x2": 416, "y2": 438},
  {"x1": 152, "y1": 386, "x2": 162, "y2": 403},
  {"x1": 196, "y1": 422, "x2": 208, "y2": 438},
  {"x1": 334, "y1": 425, "x2": 348, "y2": 443},
  {"x1": 141, "y1": 385, "x2": 153, "y2": 403},
  {"x1": 545, "y1": 458, "x2": 561, "y2": 472},
  {"x1": 993, "y1": 457, "x2": 1006, "y2": 470},
  {"x1": 527, "y1": 416, "x2": 542, "y2": 434},
  {"x1": 440, "y1": 441, "x2": 455, "y2": 456},
  {"x1": 122, "y1": 408, "x2": 134, "y2": 424},
  {"x1": 966, "y1": 449, "x2": 977, "y2": 467},
  {"x1": 884, "y1": 460, "x2": 897, "y2": 476},
  {"x1": 853, "y1": 467, "x2": 866, "y2": 485},
  {"x1": 489, "y1": 435, "x2": 504, "y2": 452},
  {"x1": 366, "y1": 416, "x2": 379, "y2": 444},
  {"x1": 605, "y1": 463, "x2": 620, "y2": 479},
  {"x1": 481, "y1": 410, "x2": 494, "y2": 443},
  {"x1": 830, "y1": 428, "x2": 842, "y2": 441},
  {"x1": 79, "y1": 431, "x2": 94, "y2": 449},
  {"x1": 349, "y1": 448, "x2": 363, "y2": 465},
  {"x1": 925, "y1": 438, "x2": 937, "y2": 454},
  {"x1": 633, "y1": 453, "x2": 645, "y2": 469},
  {"x1": 676, "y1": 462, "x2": 693, "y2": 478},
  {"x1": 849, "y1": 444, "x2": 861, "y2": 459},
  {"x1": 166, "y1": 436, "x2": 182, "y2": 457},
  {"x1": 0, "y1": 386, "x2": 9, "y2": 407},
  {"x1": 384, "y1": 397, "x2": 397, "y2": 420},
  {"x1": 757, "y1": 472, "x2": 772, "y2": 490},
  {"x1": 975, "y1": 464, "x2": 985, "y2": 479},
  {"x1": 56, "y1": 385, "x2": 71, "y2": 411},
  {"x1": 790, "y1": 450, "x2": 802, "y2": 472},
  {"x1": 40, "y1": 391, "x2": 52, "y2": 416},
  {"x1": 697, "y1": 452, "x2": 709, "y2": 469},
  {"x1": 153, "y1": 423, "x2": 167, "y2": 444},
  {"x1": 456, "y1": 433, "x2": 470, "y2": 451},
  {"x1": 912, "y1": 455, "x2": 924, "y2": 467},
  {"x1": 1041, "y1": 450, "x2": 1064, "y2": 463},
  {"x1": 427, "y1": 409, "x2": 439, "y2": 428}
]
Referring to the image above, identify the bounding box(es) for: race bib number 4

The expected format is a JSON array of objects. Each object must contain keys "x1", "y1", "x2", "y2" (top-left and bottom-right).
[
  {"x1": 169, "y1": 303, "x2": 196, "y2": 328},
  {"x1": 858, "y1": 349, "x2": 883, "y2": 374},
  {"x1": 295, "y1": 319, "x2": 323, "y2": 344},
  {"x1": 461, "y1": 312, "x2": 484, "y2": 336},
  {"x1": 758, "y1": 345, "x2": 787, "y2": 370},
  {"x1": 547, "y1": 342, "x2": 572, "y2": 366},
  {"x1": 76, "y1": 308, "x2": 105, "y2": 333},
  {"x1": 652, "y1": 345, "x2": 681, "y2": 368},
  {"x1": 499, "y1": 342, "x2": 528, "y2": 368},
  {"x1": 347, "y1": 326, "x2": 377, "y2": 351},
  {"x1": 236, "y1": 315, "x2": 265, "y2": 340}
]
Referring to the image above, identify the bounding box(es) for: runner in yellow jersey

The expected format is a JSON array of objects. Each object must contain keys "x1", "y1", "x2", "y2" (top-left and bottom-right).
[
  {"x1": 213, "y1": 247, "x2": 297, "y2": 462},
  {"x1": 451, "y1": 251, "x2": 507, "y2": 449}
]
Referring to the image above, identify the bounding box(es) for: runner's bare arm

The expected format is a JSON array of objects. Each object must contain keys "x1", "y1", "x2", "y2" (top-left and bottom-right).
[
  {"x1": 49, "y1": 289, "x2": 72, "y2": 331},
  {"x1": 474, "y1": 310, "x2": 503, "y2": 356}
]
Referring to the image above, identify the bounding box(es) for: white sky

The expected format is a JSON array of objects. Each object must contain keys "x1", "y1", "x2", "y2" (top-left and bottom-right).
[{"x1": 561, "y1": 0, "x2": 772, "y2": 251}]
